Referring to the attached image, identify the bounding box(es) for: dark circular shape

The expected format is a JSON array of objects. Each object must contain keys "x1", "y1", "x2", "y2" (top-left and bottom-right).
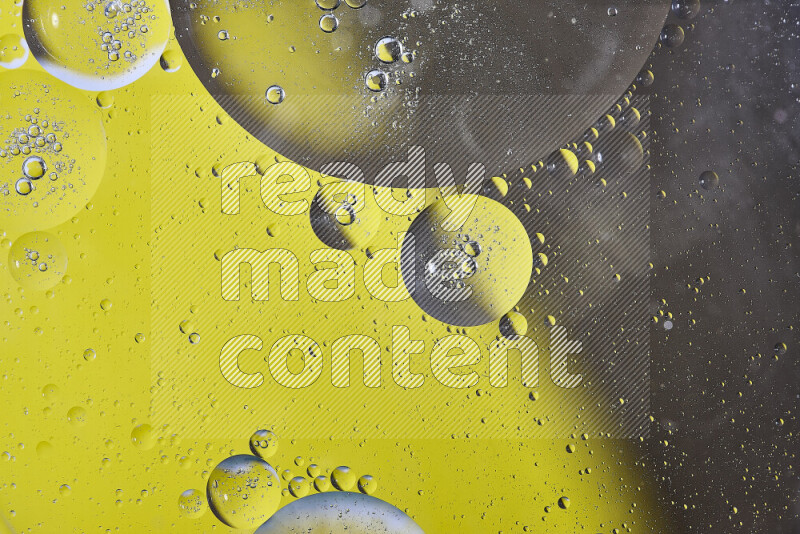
[
  {"x1": 660, "y1": 23, "x2": 686, "y2": 48},
  {"x1": 699, "y1": 170, "x2": 719, "y2": 190},
  {"x1": 171, "y1": 0, "x2": 669, "y2": 184}
]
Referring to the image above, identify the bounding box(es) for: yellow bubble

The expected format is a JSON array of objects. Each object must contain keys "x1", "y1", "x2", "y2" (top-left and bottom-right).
[
  {"x1": 178, "y1": 489, "x2": 206, "y2": 519},
  {"x1": 130, "y1": 424, "x2": 156, "y2": 450},
  {"x1": 23, "y1": 0, "x2": 171, "y2": 90},
  {"x1": 7, "y1": 232, "x2": 68, "y2": 291},
  {"x1": 207, "y1": 455, "x2": 282, "y2": 529},
  {"x1": 66, "y1": 406, "x2": 87, "y2": 426},
  {"x1": 357, "y1": 475, "x2": 378, "y2": 495},
  {"x1": 331, "y1": 466, "x2": 356, "y2": 491},
  {"x1": 249, "y1": 429, "x2": 279, "y2": 459}
]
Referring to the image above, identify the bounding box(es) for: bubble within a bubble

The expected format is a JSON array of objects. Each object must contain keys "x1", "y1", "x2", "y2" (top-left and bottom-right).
[
  {"x1": 15, "y1": 178, "x2": 33, "y2": 196},
  {"x1": 207, "y1": 455, "x2": 282, "y2": 529},
  {"x1": 331, "y1": 466, "x2": 356, "y2": 491},
  {"x1": 699, "y1": 170, "x2": 718, "y2": 190},
  {"x1": 319, "y1": 14, "x2": 339, "y2": 33},
  {"x1": 22, "y1": 0, "x2": 171, "y2": 90},
  {"x1": 265, "y1": 85, "x2": 285, "y2": 105},
  {"x1": 375, "y1": 37, "x2": 403, "y2": 64},
  {"x1": 365, "y1": 69, "x2": 387, "y2": 92},
  {"x1": 249, "y1": 429, "x2": 279, "y2": 459},
  {"x1": 401, "y1": 195, "x2": 533, "y2": 327},
  {"x1": 22, "y1": 155, "x2": 47, "y2": 180},
  {"x1": 178, "y1": 489, "x2": 206, "y2": 518},
  {"x1": 7, "y1": 231, "x2": 68, "y2": 290}
]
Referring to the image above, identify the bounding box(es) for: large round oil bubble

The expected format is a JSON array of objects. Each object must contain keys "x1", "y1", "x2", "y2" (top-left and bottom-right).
[
  {"x1": 207, "y1": 455, "x2": 282, "y2": 529},
  {"x1": 255, "y1": 492, "x2": 424, "y2": 534},
  {"x1": 170, "y1": 1, "x2": 669, "y2": 183},
  {"x1": 309, "y1": 185, "x2": 380, "y2": 250},
  {"x1": 401, "y1": 195, "x2": 533, "y2": 327},
  {"x1": 0, "y1": 70, "x2": 107, "y2": 235},
  {"x1": 0, "y1": 34, "x2": 30, "y2": 69},
  {"x1": 23, "y1": 0, "x2": 171, "y2": 90},
  {"x1": 249, "y1": 429, "x2": 278, "y2": 459},
  {"x1": 7, "y1": 231, "x2": 67, "y2": 291}
]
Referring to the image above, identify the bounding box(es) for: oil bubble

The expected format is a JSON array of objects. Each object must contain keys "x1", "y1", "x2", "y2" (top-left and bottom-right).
[
  {"x1": 375, "y1": 37, "x2": 402, "y2": 64},
  {"x1": 672, "y1": 0, "x2": 700, "y2": 19},
  {"x1": 130, "y1": 423, "x2": 156, "y2": 450},
  {"x1": 660, "y1": 24, "x2": 685, "y2": 48},
  {"x1": 499, "y1": 311, "x2": 528, "y2": 339},
  {"x1": 345, "y1": 0, "x2": 366, "y2": 7},
  {"x1": 249, "y1": 429, "x2": 278, "y2": 459},
  {"x1": 178, "y1": 489, "x2": 206, "y2": 518},
  {"x1": 331, "y1": 466, "x2": 356, "y2": 491},
  {"x1": 319, "y1": 14, "x2": 339, "y2": 33},
  {"x1": 255, "y1": 492, "x2": 424, "y2": 533},
  {"x1": 309, "y1": 186, "x2": 379, "y2": 250},
  {"x1": 23, "y1": 0, "x2": 171, "y2": 90},
  {"x1": 699, "y1": 170, "x2": 718, "y2": 190},
  {"x1": 7, "y1": 231, "x2": 67, "y2": 291},
  {"x1": 401, "y1": 195, "x2": 533, "y2": 327},
  {"x1": 365, "y1": 69, "x2": 388, "y2": 92},
  {"x1": 265, "y1": 85, "x2": 285, "y2": 105},
  {"x1": 0, "y1": 70, "x2": 107, "y2": 235},
  {"x1": 315, "y1": 0, "x2": 340, "y2": 9},
  {"x1": 288, "y1": 476, "x2": 310, "y2": 498},
  {"x1": 160, "y1": 49, "x2": 183, "y2": 72},
  {"x1": 207, "y1": 455, "x2": 282, "y2": 529},
  {"x1": 357, "y1": 475, "x2": 377, "y2": 495}
]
